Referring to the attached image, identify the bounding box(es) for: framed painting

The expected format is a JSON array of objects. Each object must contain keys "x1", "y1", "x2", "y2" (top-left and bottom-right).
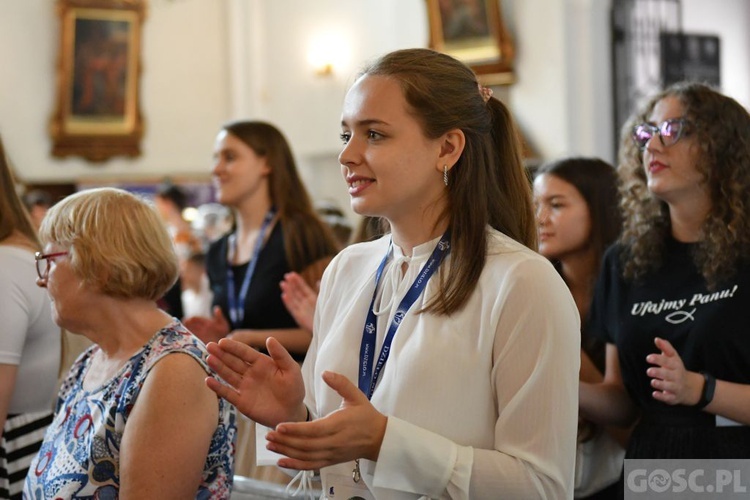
[
  {"x1": 50, "y1": 0, "x2": 146, "y2": 162},
  {"x1": 427, "y1": 0, "x2": 515, "y2": 85}
]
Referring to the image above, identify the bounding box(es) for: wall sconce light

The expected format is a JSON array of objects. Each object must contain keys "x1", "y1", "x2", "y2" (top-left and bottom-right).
[
  {"x1": 313, "y1": 61, "x2": 334, "y2": 77},
  {"x1": 308, "y1": 32, "x2": 347, "y2": 77}
]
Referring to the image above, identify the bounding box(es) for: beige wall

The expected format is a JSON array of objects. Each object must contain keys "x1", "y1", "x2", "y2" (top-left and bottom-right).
[
  {"x1": 0, "y1": 0, "x2": 229, "y2": 184},
  {"x1": 1, "y1": 0, "x2": 748, "y2": 212},
  {"x1": 683, "y1": 0, "x2": 750, "y2": 109}
]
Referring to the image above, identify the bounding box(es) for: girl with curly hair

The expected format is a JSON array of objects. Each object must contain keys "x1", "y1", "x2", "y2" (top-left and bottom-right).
[{"x1": 580, "y1": 82, "x2": 750, "y2": 460}]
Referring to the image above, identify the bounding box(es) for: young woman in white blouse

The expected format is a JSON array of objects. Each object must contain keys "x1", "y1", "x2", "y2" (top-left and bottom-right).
[{"x1": 205, "y1": 48, "x2": 581, "y2": 499}]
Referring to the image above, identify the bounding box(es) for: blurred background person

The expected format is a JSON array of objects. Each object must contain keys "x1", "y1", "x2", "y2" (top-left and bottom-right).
[
  {"x1": 183, "y1": 120, "x2": 338, "y2": 358},
  {"x1": 0, "y1": 137, "x2": 60, "y2": 500},
  {"x1": 193, "y1": 202, "x2": 233, "y2": 248},
  {"x1": 154, "y1": 181, "x2": 201, "y2": 263},
  {"x1": 581, "y1": 82, "x2": 750, "y2": 464},
  {"x1": 181, "y1": 251, "x2": 213, "y2": 319},
  {"x1": 25, "y1": 188, "x2": 235, "y2": 499},
  {"x1": 22, "y1": 189, "x2": 53, "y2": 232},
  {"x1": 534, "y1": 157, "x2": 626, "y2": 499},
  {"x1": 534, "y1": 158, "x2": 621, "y2": 373},
  {"x1": 183, "y1": 120, "x2": 338, "y2": 485},
  {"x1": 153, "y1": 182, "x2": 201, "y2": 321}
]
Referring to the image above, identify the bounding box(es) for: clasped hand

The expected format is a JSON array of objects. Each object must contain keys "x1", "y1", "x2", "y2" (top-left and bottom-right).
[
  {"x1": 646, "y1": 337, "x2": 703, "y2": 406},
  {"x1": 205, "y1": 337, "x2": 388, "y2": 470}
]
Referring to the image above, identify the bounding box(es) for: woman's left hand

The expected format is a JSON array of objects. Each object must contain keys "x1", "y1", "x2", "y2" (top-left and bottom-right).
[
  {"x1": 264, "y1": 371, "x2": 388, "y2": 470},
  {"x1": 646, "y1": 337, "x2": 703, "y2": 406},
  {"x1": 184, "y1": 306, "x2": 230, "y2": 344},
  {"x1": 280, "y1": 272, "x2": 318, "y2": 333}
]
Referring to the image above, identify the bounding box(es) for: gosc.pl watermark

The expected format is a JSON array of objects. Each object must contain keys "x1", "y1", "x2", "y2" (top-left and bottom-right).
[{"x1": 625, "y1": 460, "x2": 750, "y2": 498}]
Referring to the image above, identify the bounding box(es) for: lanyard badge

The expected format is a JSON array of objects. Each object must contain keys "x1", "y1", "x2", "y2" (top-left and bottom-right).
[
  {"x1": 353, "y1": 230, "x2": 451, "y2": 484},
  {"x1": 358, "y1": 230, "x2": 451, "y2": 398},
  {"x1": 226, "y1": 208, "x2": 276, "y2": 328}
]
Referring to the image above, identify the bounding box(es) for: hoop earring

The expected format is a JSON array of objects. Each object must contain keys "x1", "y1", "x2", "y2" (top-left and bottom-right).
[{"x1": 443, "y1": 165, "x2": 448, "y2": 186}]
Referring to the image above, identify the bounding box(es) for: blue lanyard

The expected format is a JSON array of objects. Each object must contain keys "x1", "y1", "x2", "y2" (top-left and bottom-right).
[
  {"x1": 358, "y1": 230, "x2": 451, "y2": 399},
  {"x1": 226, "y1": 208, "x2": 276, "y2": 328}
]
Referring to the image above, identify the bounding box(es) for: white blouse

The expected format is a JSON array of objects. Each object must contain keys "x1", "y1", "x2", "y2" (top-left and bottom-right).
[{"x1": 304, "y1": 228, "x2": 580, "y2": 499}]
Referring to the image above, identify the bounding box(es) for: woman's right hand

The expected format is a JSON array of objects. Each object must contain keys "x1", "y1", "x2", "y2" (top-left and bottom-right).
[{"x1": 205, "y1": 336, "x2": 307, "y2": 428}]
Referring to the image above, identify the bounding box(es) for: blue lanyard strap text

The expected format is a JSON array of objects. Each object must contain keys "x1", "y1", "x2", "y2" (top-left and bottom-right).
[
  {"x1": 358, "y1": 230, "x2": 451, "y2": 399},
  {"x1": 226, "y1": 208, "x2": 276, "y2": 328}
]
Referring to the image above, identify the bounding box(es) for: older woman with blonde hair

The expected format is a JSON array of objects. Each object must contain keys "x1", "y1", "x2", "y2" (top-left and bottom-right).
[
  {"x1": 0, "y1": 136, "x2": 59, "y2": 500},
  {"x1": 24, "y1": 187, "x2": 236, "y2": 499}
]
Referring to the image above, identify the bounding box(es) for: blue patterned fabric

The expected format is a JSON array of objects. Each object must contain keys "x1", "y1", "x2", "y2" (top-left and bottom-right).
[{"x1": 23, "y1": 321, "x2": 236, "y2": 499}]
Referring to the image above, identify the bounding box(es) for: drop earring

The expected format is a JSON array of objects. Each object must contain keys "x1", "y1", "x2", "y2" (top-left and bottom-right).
[{"x1": 443, "y1": 165, "x2": 448, "y2": 186}]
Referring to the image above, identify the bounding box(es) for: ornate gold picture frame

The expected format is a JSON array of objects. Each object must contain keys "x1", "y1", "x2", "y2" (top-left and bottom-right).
[
  {"x1": 427, "y1": 0, "x2": 515, "y2": 85},
  {"x1": 50, "y1": 0, "x2": 146, "y2": 162}
]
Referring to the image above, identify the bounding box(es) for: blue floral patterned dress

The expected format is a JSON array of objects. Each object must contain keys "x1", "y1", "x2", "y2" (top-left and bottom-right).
[{"x1": 23, "y1": 321, "x2": 236, "y2": 499}]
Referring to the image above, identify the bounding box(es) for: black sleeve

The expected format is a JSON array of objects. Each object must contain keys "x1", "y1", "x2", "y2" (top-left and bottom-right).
[
  {"x1": 157, "y1": 277, "x2": 183, "y2": 319},
  {"x1": 205, "y1": 235, "x2": 229, "y2": 315},
  {"x1": 588, "y1": 243, "x2": 622, "y2": 345}
]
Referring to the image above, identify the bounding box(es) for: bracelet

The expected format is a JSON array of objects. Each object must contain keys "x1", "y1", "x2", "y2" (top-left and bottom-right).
[{"x1": 694, "y1": 372, "x2": 716, "y2": 409}]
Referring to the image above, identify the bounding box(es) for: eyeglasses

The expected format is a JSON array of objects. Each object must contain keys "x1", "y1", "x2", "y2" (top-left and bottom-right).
[
  {"x1": 34, "y1": 251, "x2": 68, "y2": 280},
  {"x1": 632, "y1": 118, "x2": 691, "y2": 150}
]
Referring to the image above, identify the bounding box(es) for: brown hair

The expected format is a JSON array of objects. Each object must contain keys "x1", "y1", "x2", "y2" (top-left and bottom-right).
[
  {"x1": 535, "y1": 157, "x2": 622, "y2": 279},
  {"x1": 358, "y1": 48, "x2": 536, "y2": 315},
  {"x1": 618, "y1": 82, "x2": 750, "y2": 287},
  {"x1": 221, "y1": 121, "x2": 339, "y2": 275},
  {"x1": 351, "y1": 216, "x2": 387, "y2": 244},
  {"x1": 0, "y1": 136, "x2": 40, "y2": 247}
]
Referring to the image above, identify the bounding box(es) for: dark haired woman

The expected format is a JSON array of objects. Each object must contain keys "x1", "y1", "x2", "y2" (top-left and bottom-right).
[
  {"x1": 534, "y1": 157, "x2": 626, "y2": 498},
  {"x1": 184, "y1": 120, "x2": 339, "y2": 359}
]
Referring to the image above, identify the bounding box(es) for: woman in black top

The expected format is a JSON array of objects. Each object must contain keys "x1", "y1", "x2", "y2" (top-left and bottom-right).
[
  {"x1": 184, "y1": 121, "x2": 338, "y2": 360},
  {"x1": 580, "y1": 82, "x2": 750, "y2": 460}
]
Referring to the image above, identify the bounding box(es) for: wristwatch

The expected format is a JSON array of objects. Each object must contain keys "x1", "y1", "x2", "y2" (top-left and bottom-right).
[{"x1": 694, "y1": 371, "x2": 716, "y2": 409}]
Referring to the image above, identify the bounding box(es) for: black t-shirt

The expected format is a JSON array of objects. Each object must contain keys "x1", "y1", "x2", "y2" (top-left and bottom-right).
[
  {"x1": 206, "y1": 223, "x2": 297, "y2": 333},
  {"x1": 590, "y1": 238, "x2": 750, "y2": 418},
  {"x1": 157, "y1": 277, "x2": 184, "y2": 320}
]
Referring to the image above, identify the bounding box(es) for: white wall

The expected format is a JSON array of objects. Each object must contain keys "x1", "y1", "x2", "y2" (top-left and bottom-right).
[
  {"x1": 509, "y1": 0, "x2": 750, "y2": 165},
  {"x1": 505, "y1": 0, "x2": 615, "y2": 164},
  {"x1": 254, "y1": 1, "x2": 428, "y2": 157},
  {"x1": 564, "y1": 0, "x2": 614, "y2": 162},
  {"x1": 0, "y1": 0, "x2": 229, "y2": 184},
  {"x1": 1, "y1": 0, "x2": 747, "y2": 194},
  {"x1": 225, "y1": 0, "x2": 429, "y2": 218},
  {"x1": 682, "y1": 0, "x2": 750, "y2": 109},
  {"x1": 507, "y1": 0, "x2": 570, "y2": 161}
]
